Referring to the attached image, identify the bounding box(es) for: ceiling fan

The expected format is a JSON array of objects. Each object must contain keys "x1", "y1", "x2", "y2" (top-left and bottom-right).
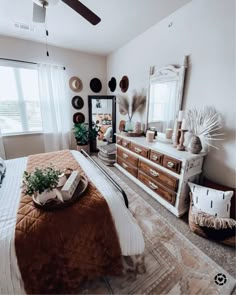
[{"x1": 32, "y1": 0, "x2": 101, "y2": 25}]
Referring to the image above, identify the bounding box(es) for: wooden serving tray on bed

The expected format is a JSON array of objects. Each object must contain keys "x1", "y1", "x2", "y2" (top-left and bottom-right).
[{"x1": 32, "y1": 175, "x2": 88, "y2": 210}]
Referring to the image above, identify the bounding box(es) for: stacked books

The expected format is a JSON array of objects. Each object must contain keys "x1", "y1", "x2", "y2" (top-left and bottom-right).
[{"x1": 98, "y1": 143, "x2": 116, "y2": 166}]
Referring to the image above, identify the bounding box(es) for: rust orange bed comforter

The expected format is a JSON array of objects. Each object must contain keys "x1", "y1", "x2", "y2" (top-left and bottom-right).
[{"x1": 14, "y1": 150, "x2": 122, "y2": 294}]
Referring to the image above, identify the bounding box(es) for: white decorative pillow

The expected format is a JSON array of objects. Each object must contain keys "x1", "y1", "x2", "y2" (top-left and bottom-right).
[
  {"x1": 188, "y1": 182, "x2": 233, "y2": 218},
  {"x1": 0, "y1": 157, "x2": 6, "y2": 186}
]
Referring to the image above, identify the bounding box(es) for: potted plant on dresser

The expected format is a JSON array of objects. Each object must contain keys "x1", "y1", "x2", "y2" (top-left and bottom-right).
[
  {"x1": 22, "y1": 166, "x2": 62, "y2": 205},
  {"x1": 72, "y1": 123, "x2": 90, "y2": 153}
]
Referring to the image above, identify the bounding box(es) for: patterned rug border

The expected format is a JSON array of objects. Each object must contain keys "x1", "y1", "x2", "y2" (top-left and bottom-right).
[{"x1": 92, "y1": 157, "x2": 236, "y2": 290}]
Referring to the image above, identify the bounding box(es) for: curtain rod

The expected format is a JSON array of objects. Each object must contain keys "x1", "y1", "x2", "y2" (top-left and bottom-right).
[{"x1": 0, "y1": 58, "x2": 66, "y2": 70}]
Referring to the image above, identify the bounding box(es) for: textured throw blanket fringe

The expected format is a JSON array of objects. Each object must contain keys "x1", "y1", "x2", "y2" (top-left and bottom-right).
[{"x1": 192, "y1": 206, "x2": 236, "y2": 229}]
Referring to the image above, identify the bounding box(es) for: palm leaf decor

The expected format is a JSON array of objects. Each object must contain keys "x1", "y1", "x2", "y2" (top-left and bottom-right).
[{"x1": 186, "y1": 106, "x2": 224, "y2": 150}]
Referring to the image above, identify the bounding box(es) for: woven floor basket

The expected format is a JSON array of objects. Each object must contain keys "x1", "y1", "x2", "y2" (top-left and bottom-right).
[{"x1": 188, "y1": 205, "x2": 235, "y2": 247}]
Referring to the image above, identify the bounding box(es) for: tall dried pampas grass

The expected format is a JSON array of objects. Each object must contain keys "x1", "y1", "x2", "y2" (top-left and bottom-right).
[{"x1": 117, "y1": 90, "x2": 146, "y2": 121}]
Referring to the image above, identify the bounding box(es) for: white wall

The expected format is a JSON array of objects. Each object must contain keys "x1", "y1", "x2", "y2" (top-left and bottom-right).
[
  {"x1": 107, "y1": 0, "x2": 236, "y2": 187},
  {"x1": 0, "y1": 36, "x2": 107, "y2": 159}
]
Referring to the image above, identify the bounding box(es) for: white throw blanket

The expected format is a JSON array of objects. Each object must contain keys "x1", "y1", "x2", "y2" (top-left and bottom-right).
[{"x1": 0, "y1": 151, "x2": 145, "y2": 294}]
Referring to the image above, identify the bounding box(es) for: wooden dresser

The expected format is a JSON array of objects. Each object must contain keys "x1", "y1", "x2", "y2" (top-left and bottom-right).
[{"x1": 115, "y1": 134, "x2": 205, "y2": 217}]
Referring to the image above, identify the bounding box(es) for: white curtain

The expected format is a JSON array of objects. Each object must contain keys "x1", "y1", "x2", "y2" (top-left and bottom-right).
[
  {"x1": 0, "y1": 129, "x2": 6, "y2": 159},
  {"x1": 38, "y1": 64, "x2": 71, "y2": 152}
]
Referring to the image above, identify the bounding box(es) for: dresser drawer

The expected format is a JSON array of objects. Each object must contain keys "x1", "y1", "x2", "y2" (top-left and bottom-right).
[
  {"x1": 117, "y1": 157, "x2": 138, "y2": 178},
  {"x1": 138, "y1": 171, "x2": 176, "y2": 205},
  {"x1": 130, "y1": 143, "x2": 149, "y2": 158},
  {"x1": 116, "y1": 136, "x2": 122, "y2": 146},
  {"x1": 121, "y1": 138, "x2": 130, "y2": 149},
  {"x1": 150, "y1": 150, "x2": 163, "y2": 165},
  {"x1": 138, "y1": 159, "x2": 178, "y2": 191},
  {"x1": 163, "y1": 155, "x2": 182, "y2": 174},
  {"x1": 117, "y1": 147, "x2": 139, "y2": 167}
]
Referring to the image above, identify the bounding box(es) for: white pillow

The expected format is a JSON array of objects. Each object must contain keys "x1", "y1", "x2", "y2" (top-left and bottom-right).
[{"x1": 188, "y1": 182, "x2": 233, "y2": 218}]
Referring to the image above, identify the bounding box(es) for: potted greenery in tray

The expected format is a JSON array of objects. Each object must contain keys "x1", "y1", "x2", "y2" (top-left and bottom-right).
[
  {"x1": 22, "y1": 166, "x2": 62, "y2": 205},
  {"x1": 72, "y1": 123, "x2": 90, "y2": 153}
]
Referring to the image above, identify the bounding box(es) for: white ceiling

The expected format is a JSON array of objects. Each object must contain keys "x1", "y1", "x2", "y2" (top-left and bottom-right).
[{"x1": 0, "y1": 0, "x2": 191, "y2": 56}]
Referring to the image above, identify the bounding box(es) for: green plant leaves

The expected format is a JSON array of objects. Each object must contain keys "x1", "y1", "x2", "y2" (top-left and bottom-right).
[{"x1": 22, "y1": 166, "x2": 62, "y2": 196}]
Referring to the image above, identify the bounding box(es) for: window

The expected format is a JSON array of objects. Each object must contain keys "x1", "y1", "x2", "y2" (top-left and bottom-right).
[{"x1": 0, "y1": 61, "x2": 42, "y2": 135}]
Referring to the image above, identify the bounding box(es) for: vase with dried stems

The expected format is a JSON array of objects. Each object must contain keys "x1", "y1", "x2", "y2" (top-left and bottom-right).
[
  {"x1": 185, "y1": 106, "x2": 224, "y2": 154},
  {"x1": 117, "y1": 90, "x2": 146, "y2": 132}
]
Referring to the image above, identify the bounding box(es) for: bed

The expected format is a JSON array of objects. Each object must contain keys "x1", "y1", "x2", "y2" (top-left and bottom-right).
[{"x1": 0, "y1": 150, "x2": 145, "y2": 294}]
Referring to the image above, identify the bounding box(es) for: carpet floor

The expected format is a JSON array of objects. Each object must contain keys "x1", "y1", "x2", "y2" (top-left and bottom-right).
[{"x1": 78, "y1": 158, "x2": 236, "y2": 294}]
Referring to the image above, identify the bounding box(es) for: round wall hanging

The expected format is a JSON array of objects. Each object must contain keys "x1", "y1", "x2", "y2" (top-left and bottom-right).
[
  {"x1": 108, "y1": 77, "x2": 117, "y2": 92},
  {"x1": 90, "y1": 78, "x2": 102, "y2": 93},
  {"x1": 69, "y1": 76, "x2": 83, "y2": 92},
  {"x1": 71, "y1": 96, "x2": 84, "y2": 110},
  {"x1": 119, "y1": 75, "x2": 129, "y2": 93},
  {"x1": 73, "y1": 112, "x2": 85, "y2": 124}
]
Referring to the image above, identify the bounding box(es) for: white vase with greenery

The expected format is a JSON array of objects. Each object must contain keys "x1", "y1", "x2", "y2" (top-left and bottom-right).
[{"x1": 22, "y1": 166, "x2": 62, "y2": 205}]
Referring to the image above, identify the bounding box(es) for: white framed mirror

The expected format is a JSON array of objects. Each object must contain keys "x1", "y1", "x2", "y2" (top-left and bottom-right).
[{"x1": 146, "y1": 56, "x2": 188, "y2": 138}]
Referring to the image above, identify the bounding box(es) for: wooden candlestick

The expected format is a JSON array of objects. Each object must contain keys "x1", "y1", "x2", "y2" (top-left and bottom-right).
[
  {"x1": 177, "y1": 129, "x2": 187, "y2": 151},
  {"x1": 173, "y1": 121, "x2": 182, "y2": 147}
]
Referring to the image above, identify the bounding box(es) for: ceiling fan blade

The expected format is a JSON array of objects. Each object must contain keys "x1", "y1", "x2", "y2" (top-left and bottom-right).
[
  {"x1": 61, "y1": 0, "x2": 101, "y2": 25},
  {"x1": 33, "y1": 2, "x2": 46, "y2": 23}
]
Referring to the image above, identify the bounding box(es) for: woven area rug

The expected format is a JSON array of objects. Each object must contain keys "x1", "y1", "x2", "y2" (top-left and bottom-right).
[{"x1": 78, "y1": 162, "x2": 236, "y2": 295}]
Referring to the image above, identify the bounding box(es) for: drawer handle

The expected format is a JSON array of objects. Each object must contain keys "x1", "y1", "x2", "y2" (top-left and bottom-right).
[
  {"x1": 134, "y1": 147, "x2": 142, "y2": 153},
  {"x1": 123, "y1": 153, "x2": 128, "y2": 159},
  {"x1": 149, "y1": 181, "x2": 158, "y2": 190},
  {"x1": 167, "y1": 161, "x2": 174, "y2": 168},
  {"x1": 152, "y1": 155, "x2": 158, "y2": 161},
  {"x1": 122, "y1": 163, "x2": 128, "y2": 169},
  {"x1": 149, "y1": 169, "x2": 159, "y2": 177},
  {"x1": 123, "y1": 142, "x2": 128, "y2": 147}
]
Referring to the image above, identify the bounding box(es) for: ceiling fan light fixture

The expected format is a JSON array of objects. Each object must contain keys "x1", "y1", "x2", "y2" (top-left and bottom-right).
[{"x1": 33, "y1": 0, "x2": 60, "y2": 8}]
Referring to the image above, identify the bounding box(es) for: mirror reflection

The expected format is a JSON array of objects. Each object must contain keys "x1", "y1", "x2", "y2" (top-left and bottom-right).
[
  {"x1": 89, "y1": 96, "x2": 116, "y2": 152},
  {"x1": 146, "y1": 56, "x2": 188, "y2": 135},
  {"x1": 148, "y1": 80, "x2": 178, "y2": 132}
]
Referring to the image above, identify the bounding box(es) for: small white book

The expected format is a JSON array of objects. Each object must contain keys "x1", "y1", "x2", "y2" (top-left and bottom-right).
[{"x1": 61, "y1": 171, "x2": 81, "y2": 201}]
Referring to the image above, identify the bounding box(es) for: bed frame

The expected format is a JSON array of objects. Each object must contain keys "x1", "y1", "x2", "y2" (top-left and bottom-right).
[{"x1": 81, "y1": 149, "x2": 129, "y2": 209}]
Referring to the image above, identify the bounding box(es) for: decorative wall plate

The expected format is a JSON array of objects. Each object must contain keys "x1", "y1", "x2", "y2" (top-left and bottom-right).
[
  {"x1": 69, "y1": 76, "x2": 83, "y2": 92},
  {"x1": 73, "y1": 112, "x2": 85, "y2": 124},
  {"x1": 108, "y1": 77, "x2": 117, "y2": 92},
  {"x1": 90, "y1": 78, "x2": 102, "y2": 93},
  {"x1": 71, "y1": 96, "x2": 84, "y2": 110},
  {"x1": 119, "y1": 75, "x2": 129, "y2": 92}
]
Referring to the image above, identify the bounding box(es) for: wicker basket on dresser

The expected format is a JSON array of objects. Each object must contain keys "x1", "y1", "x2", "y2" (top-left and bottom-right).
[{"x1": 115, "y1": 134, "x2": 206, "y2": 217}]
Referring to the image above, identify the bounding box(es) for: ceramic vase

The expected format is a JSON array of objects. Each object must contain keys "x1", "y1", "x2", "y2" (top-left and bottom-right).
[
  {"x1": 36, "y1": 189, "x2": 57, "y2": 205},
  {"x1": 189, "y1": 135, "x2": 202, "y2": 154}
]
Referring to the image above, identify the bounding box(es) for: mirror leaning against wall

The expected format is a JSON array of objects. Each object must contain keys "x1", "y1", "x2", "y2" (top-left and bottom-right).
[
  {"x1": 146, "y1": 56, "x2": 188, "y2": 140},
  {"x1": 88, "y1": 95, "x2": 116, "y2": 152}
]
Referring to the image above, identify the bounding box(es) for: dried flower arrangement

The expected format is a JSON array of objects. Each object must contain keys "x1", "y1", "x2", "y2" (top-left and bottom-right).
[
  {"x1": 186, "y1": 106, "x2": 224, "y2": 150},
  {"x1": 117, "y1": 90, "x2": 146, "y2": 121}
]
